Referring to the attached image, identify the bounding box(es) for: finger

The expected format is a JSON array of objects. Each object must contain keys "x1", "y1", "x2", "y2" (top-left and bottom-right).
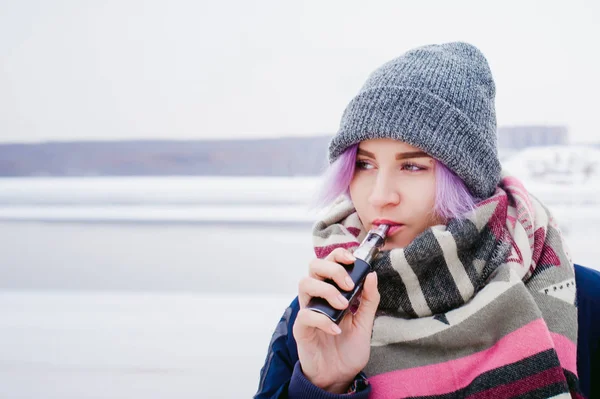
[
  {"x1": 293, "y1": 308, "x2": 342, "y2": 339},
  {"x1": 298, "y1": 277, "x2": 349, "y2": 310},
  {"x1": 352, "y1": 272, "x2": 380, "y2": 331},
  {"x1": 324, "y1": 247, "x2": 357, "y2": 265},
  {"x1": 308, "y1": 258, "x2": 355, "y2": 292}
]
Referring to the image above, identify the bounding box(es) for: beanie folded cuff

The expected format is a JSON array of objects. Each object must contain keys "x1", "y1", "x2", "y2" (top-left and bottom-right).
[{"x1": 328, "y1": 86, "x2": 501, "y2": 199}]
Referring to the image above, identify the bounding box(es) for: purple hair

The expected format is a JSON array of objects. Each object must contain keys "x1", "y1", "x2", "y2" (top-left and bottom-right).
[{"x1": 313, "y1": 144, "x2": 478, "y2": 221}]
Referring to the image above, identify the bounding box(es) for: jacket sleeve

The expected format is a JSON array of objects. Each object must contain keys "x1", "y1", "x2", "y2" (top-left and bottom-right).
[
  {"x1": 254, "y1": 297, "x2": 301, "y2": 398},
  {"x1": 574, "y1": 264, "x2": 600, "y2": 399},
  {"x1": 254, "y1": 297, "x2": 371, "y2": 399}
]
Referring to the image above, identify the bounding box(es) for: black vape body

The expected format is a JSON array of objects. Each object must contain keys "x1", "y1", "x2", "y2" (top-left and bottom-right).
[
  {"x1": 306, "y1": 224, "x2": 388, "y2": 324},
  {"x1": 307, "y1": 258, "x2": 371, "y2": 324}
]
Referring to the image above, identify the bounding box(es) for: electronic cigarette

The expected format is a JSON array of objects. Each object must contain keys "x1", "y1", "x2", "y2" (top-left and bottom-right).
[{"x1": 307, "y1": 224, "x2": 389, "y2": 324}]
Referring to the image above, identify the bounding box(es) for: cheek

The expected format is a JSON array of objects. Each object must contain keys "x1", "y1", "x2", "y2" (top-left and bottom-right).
[
  {"x1": 404, "y1": 178, "x2": 437, "y2": 218},
  {"x1": 349, "y1": 172, "x2": 370, "y2": 198},
  {"x1": 349, "y1": 177, "x2": 371, "y2": 223},
  {"x1": 405, "y1": 177, "x2": 436, "y2": 202},
  {"x1": 348, "y1": 179, "x2": 363, "y2": 207}
]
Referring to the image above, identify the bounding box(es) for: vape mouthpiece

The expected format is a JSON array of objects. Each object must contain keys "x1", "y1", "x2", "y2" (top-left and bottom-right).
[
  {"x1": 372, "y1": 224, "x2": 390, "y2": 239},
  {"x1": 352, "y1": 224, "x2": 389, "y2": 264}
]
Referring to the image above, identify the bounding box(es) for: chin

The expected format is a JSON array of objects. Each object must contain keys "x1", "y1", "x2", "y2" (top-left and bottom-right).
[
  {"x1": 382, "y1": 242, "x2": 406, "y2": 251},
  {"x1": 382, "y1": 235, "x2": 415, "y2": 251}
]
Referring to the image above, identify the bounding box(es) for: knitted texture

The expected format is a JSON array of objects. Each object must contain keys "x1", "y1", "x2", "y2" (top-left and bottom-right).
[
  {"x1": 312, "y1": 173, "x2": 582, "y2": 398},
  {"x1": 329, "y1": 42, "x2": 501, "y2": 199}
]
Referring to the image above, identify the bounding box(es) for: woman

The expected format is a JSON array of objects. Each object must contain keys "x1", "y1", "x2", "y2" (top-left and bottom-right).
[{"x1": 255, "y1": 42, "x2": 582, "y2": 398}]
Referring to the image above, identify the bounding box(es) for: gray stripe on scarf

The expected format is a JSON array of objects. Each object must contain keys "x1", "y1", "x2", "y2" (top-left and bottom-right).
[
  {"x1": 474, "y1": 226, "x2": 512, "y2": 285},
  {"x1": 530, "y1": 291, "x2": 578, "y2": 342},
  {"x1": 405, "y1": 229, "x2": 464, "y2": 315},
  {"x1": 313, "y1": 224, "x2": 351, "y2": 240},
  {"x1": 373, "y1": 252, "x2": 418, "y2": 317},
  {"x1": 431, "y1": 227, "x2": 475, "y2": 302},
  {"x1": 389, "y1": 249, "x2": 432, "y2": 317},
  {"x1": 365, "y1": 283, "x2": 539, "y2": 375},
  {"x1": 448, "y1": 219, "x2": 481, "y2": 288}
]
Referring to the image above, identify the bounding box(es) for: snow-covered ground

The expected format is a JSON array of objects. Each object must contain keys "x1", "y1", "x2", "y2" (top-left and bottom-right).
[
  {"x1": 502, "y1": 145, "x2": 600, "y2": 186},
  {"x1": 0, "y1": 291, "x2": 291, "y2": 399}
]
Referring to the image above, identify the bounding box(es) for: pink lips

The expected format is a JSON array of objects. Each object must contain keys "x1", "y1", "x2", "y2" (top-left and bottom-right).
[
  {"x1": 387, "y1": 225, "x2": 405, "y2": 235},
  {"x1": 372, "y1": 219, "x2": 405, "y2": 235}
]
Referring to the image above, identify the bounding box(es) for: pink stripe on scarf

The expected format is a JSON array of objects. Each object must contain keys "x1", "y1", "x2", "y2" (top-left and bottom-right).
[
  {"x1": 369, "y1": 319, "x2": 561, "y2": 398},
  {"x1": 502, "y1": 175, "x2": 534, "y2": 213},
  {"x1": 347, "y1": 227, "x2": 361, "y2": 237},
  {"x1": 314, "y1": 241, "x2": 359, "y2": 259},
  {"x1": 550, "y1": 332, "x2": 578, "y2": 376}
]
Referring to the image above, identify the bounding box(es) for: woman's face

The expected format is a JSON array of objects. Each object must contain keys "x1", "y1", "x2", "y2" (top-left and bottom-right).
[{"x1": 349, "y1": 138, "x2": 443, "y2": 250}]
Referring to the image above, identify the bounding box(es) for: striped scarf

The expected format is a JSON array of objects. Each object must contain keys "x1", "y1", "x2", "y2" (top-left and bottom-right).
[{"x1": 312, "y1": 174, "x2": 583, "y2": 398}]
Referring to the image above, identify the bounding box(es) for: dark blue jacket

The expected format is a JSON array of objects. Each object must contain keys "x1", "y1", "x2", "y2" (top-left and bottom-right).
[
  {"x1": 255, "y1": 264, "x2": 600, "y2": 399},
  {"x1": 575, "y1": 264, "x2": 600, "y2": 398}
]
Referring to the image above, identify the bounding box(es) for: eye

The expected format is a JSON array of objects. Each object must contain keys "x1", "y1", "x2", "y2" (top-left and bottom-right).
[
  {"x1": 355, "y1": 160, "x2": 374, "y2": 170},
  {"x1": 401, "y1": 162, "x2": 427, "y2": 172}
]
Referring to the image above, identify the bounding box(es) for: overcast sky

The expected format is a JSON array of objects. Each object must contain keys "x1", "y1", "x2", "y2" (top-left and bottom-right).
[{"x1": 1, "y1": 0, "x2": 599, "y2": 144}]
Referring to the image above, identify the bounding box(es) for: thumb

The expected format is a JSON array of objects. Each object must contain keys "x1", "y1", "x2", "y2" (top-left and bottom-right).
[{"x1": 353, "y1": 272, "x2": 380, "y2": 331}]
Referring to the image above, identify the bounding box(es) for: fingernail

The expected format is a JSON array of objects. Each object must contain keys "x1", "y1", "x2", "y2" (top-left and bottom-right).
[
  {"x1": 345, "y1": 253, "x2": 356, "y2": 262},
  {"x1": 345, "y1": 276, "x2": 355, "y2": 289},
  {"x1": 331, "y1": 324, "x2": 342, "y2": 334},
  {"x1": 338, "y1": 294, "x2": 348, "y2": 305}
]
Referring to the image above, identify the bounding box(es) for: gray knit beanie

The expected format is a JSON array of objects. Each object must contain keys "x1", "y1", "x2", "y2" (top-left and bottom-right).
[{"x1": 329, "y1": 42, "x2": 501, "y2": 199}]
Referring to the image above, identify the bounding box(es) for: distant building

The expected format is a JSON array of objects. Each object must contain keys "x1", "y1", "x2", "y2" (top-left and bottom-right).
[
  {"x1": 498, "y1": 126, "x2": 568, "y2": 149},
  {"x1": 497, "y1": 125, "x2": 568, "y2": 160}
]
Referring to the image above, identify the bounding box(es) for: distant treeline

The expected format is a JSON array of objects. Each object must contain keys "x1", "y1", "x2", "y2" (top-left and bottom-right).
[
  {"x1": 0, "y1": 136, "x2": 333, "y2": 177},
  {"x1": 1, "y1": 129, "x2": 596, "y2": 177}
]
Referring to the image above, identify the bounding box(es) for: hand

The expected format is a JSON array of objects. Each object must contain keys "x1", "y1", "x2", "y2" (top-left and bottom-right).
[{"x1": 293, "y1": 247, "x2": 380, "y2": 394}]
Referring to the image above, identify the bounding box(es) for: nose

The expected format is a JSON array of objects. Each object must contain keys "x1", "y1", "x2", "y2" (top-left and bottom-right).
[{"x1": 368, "y1": 171, "x2": 400, "y2": 209}]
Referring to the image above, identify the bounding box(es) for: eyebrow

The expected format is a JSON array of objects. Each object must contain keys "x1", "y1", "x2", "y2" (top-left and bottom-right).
[{"x1": 357, "y1": 148, "x2": 431, "y2": 160}]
